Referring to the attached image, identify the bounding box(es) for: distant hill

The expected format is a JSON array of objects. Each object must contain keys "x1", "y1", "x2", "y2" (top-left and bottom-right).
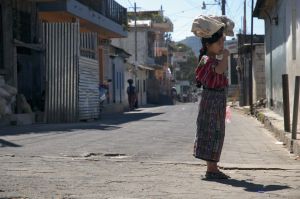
[{"x1": 178, "y1": 36, "x2": 202, "y2": 57}]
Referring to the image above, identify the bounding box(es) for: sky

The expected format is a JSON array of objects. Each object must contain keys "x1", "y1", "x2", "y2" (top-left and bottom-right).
[{"x1": 115, "y1": 0, "x2": 265, "y2": 42}]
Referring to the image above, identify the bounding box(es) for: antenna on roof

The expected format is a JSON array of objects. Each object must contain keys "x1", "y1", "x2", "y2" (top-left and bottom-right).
[{"x1": 160, "y1": 5, "x2": 164, "y2": 16}]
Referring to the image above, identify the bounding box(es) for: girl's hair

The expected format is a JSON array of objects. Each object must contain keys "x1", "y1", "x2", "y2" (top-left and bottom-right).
[{"x1": 198, "y1": 27, "x2": 224, "y2": 62}]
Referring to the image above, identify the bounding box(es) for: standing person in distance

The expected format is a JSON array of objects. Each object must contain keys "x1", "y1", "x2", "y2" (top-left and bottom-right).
[{"x1": 126, "y1": 79, "x2": 137, "y2": 111}]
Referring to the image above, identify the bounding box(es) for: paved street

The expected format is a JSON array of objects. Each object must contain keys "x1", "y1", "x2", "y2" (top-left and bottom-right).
[{"x1": 0, "y1": 103, "x2": 299, "y2": 199}]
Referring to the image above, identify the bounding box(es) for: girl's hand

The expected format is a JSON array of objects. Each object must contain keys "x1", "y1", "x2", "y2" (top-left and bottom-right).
[{"x1": 215, "y1": 49, "x2": 229, "y2": 74}]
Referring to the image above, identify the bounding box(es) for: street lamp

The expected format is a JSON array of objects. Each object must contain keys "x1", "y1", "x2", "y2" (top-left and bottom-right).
[{"x1": 202, "y1": 1, "x2": 221, "y2": 10}]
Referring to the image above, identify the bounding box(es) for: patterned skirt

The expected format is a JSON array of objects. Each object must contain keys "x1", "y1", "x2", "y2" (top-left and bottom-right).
[{"x1": 193, "y1": 89, "x2": 227, "y2": 162}]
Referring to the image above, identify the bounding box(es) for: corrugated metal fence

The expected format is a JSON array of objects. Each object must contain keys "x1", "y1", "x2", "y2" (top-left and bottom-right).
[
  {"x1": 42, "y1": 22, "x2": 79, "y2": 123},
  {"x1": 79, "y1": 57, "x2": 99, "y2": 120},
  {"x1": 79, "y1": 32, "x2": 100, "y2": 120}
]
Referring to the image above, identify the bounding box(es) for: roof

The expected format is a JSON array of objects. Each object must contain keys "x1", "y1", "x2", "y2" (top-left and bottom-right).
[
  {"x1": 128, "y1": 20, "x2": 152, "y2": 28},
  {"x1": 253, "y1": 0, "x2": 264, "y2": 17},
  {"x1": 253, "y1": 0, "x2": 276, "y2": 18},
  {"x1": 110, "y1": 45, "x2": 131, "y2": 58},
  {"x1": 237, "y1": 34, "x2": 265, "y2": 44}
]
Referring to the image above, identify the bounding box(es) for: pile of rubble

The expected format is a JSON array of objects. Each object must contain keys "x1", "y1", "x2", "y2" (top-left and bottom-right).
[
  {"x1": 254, "y1": 98, "x2": 267, "y2": 109},
  {"x1": 0, "y1": 76, "x2": 17, "y2": 119}
]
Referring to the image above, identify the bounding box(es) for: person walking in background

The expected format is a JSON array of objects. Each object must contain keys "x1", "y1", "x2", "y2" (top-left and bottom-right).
[
  {"x1": 191, "y1": 15, "x2": 234, "y2": 180},
  {"x1": 126, "y1": 79, "x2": 137, "y2": 111},
  {"x1": 171, "y1": 87, "x2": 177, "y2": 105}
]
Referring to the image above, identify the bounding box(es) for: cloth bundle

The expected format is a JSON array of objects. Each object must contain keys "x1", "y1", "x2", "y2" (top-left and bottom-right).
[{"x1": 191, "y1": 15, "x2": 235, "y2": 38}]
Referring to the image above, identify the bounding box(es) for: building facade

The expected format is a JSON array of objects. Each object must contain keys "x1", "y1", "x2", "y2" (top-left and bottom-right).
[
  {"x1": 112, "y1": 10, "x2": 173, "y2": 105},
  {"x1": 254, "y1": 0, "x2": 300, "y2": 126},
  {"x1": 237, "y1": 34, "x2": 266, "y2": 106},
  {"x1": 0, "y1": 0, "x2": 127, "y2": 124}
]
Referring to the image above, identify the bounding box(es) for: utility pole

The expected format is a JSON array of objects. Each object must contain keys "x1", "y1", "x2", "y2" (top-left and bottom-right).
[
  {"x1": 249, "y1": 0, "x2": 254, "y2": 115},
  {"x1": 134, "y1": 2, "x2": 137, "y2": 64},
  {"x1": 202, "y1": 1, "x2": 225, "y2": 15},
  {"x1": 221, "y1": 0, "x2": 226, "y2": 15},
  {"x1": 243, "y1": 0, "x2": 246, "y2": 34}
]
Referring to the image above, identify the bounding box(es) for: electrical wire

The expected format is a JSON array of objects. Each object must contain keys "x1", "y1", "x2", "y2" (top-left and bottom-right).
[
  {"x1": 127, "y1": 0, "x2": 134, "y2": 7},
  {"x1": 226, "y1": 0, "x2": 244, "y2": 35},
  {"x1": 166, "y1": 4, "x2": 204, "y2": 16}
]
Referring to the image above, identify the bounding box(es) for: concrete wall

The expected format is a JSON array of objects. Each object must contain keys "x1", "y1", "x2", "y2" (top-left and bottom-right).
[
  {"x1": 111, "y1": 31, "x2": 148, "y2": 65},
  {"x1": 136, "y1": 69, "x2": 148, "y2": 106},
  {"x1": 112, "y1": 31, "x2": 152, "y2": 107},
  {"x1": 264, "y1": 0, "x2": 287, "y2": 113},
  {"x1": 285, "y1": 0, "x2": 300, "y2": 128},
  {"x1": 252, "y1": 44, "x2": 266, "y2": 102},
  {"x1": 112, "y1": 56, "x2": 126, "y2": 104},
  {"x1": 263, "y1": 0, "x2": 300, "y2": 127}
]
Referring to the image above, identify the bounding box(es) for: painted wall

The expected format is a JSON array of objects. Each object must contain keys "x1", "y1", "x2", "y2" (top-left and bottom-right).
[
  {"x1": 136, "y1": 69, "x2": 148, "y2": 106},
  {"x1": 263, "y1": 0, "x2": 300, "y2": 127},
  {"x1": 112, "y1": 31, "x2": 152, "y2": 106},
  {"x1": 252, "y1": 44, "x2": 266, "y2": 102},
  {"x1": 264, "y1": 0, "x2": 287, "y2": 113},
  {"x1": 111, "y1": 31, "x2": 148, "y2": 65},
  {"x1": 285, "y1": 0, "x2": 300, "y2": 128},
  {"x1": 112, "y1": 56, "x2": 125, "y2": 104}
]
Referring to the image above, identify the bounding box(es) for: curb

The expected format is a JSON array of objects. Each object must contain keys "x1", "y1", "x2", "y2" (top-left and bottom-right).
[
  {"x1": 233, "y1": 106, "x2": 300, "y2": 157},
  {"x1": 254, "y1": 109, "x2": 300, "y2": 156}
]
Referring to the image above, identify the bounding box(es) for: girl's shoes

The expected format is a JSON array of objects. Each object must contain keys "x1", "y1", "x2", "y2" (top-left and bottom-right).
[{"x1": 205, "y1": 171, "x2": 230, "y2": 180}]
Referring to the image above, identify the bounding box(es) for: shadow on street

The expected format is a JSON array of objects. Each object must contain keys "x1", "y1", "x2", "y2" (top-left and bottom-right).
[
  {"x1": 204, "y1": 178, "x2": 291, "y2": 193},
  {"x1": 0, "y1": 112, "x2": 164, "y2": 136},
  {"x1": 0, "y1": 139, "x2": 22, "y2": 147},
  {"x1": 102, "y1": 112, "x2": 164, "y2": 125}
]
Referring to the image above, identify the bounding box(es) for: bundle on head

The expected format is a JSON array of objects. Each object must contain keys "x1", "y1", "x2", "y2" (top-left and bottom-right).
[{"x1": 199, "y1": 27, "x2": 224, "y2": 62}]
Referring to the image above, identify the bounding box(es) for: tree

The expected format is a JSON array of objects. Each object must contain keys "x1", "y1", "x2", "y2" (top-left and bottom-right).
[{"x1": 172, "y1": 43, "x2": 197, "y2": 83}]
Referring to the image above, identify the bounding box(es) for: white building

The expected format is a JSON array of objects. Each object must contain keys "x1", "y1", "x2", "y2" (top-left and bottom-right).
[{"x1": 254, "y1": 0, "x2": 300, "y2": 126}]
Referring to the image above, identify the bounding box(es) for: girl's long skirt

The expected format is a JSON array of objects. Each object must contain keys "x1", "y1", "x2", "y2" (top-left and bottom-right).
[{"x1": 193, "y1": 89, "x2": 226, "y2": 162}]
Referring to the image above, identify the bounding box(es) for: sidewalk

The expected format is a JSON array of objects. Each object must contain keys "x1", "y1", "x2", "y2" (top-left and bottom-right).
[{"x1": 233, "y1": 104, "x2": 300, "y2": 157}]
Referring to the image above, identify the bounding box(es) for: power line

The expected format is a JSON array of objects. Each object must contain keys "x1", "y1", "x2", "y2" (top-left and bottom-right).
[
  {"x1": 171, "y1": 15, "x2": 196, "y2": 19},
  {"x1": 247, "y1": 0, "x2": 252, "y2": 8},
  {"x1": 166, "y1": 4, "x2": 204, "y2": 16},
  {"x1": 126, "y1": 0, "x2": 134, "y2": 8},
  {"x1": 172, "y1": 0, "x2": 219, "y2": 38},
  {"x1": 226, "y1": 0, "x2": 247, "y2": 35},
  {"x1": 172, "y1": 21, "x2": 194, "y2": 37},
  {"x1": 185, "y1": 0, "x2": 198, "y2": 8},
  {"x1": 229, "y1": 0, "x2": 244, "y2": 20}
]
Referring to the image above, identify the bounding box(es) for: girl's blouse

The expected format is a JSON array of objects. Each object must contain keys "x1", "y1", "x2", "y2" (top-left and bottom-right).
[{"x1": 195, "y1": 55, "x2": 228, "y2": 89}]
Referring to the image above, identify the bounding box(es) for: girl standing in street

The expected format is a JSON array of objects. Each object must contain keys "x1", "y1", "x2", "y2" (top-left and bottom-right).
[{"x1": 193, "y1": 26, "x2": 231, "y2": 180}]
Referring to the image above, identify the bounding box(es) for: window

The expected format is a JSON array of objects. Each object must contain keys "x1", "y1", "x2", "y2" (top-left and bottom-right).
[{"x1": 143, "y1": 80, "x2": 146, "y2": 92}]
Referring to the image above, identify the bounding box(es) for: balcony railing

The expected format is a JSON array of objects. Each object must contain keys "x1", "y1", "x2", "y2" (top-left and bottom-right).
[{"x1": 77, "y1": 0, "x2": 127, "y2": 26}]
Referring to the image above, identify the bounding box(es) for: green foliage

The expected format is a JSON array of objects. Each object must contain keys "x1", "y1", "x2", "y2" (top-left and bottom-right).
[
  {"x1": 127, "y1": 12, "x2": 164, "y2": 23},
  {"x1": 173, "y1": 43, "x2": 197, "y2": 83}
]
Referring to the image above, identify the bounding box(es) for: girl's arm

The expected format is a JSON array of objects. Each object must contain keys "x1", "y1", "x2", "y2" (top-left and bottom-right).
[{"x1": 215, "y1": 49, "x2": 229, "y2": 74}]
